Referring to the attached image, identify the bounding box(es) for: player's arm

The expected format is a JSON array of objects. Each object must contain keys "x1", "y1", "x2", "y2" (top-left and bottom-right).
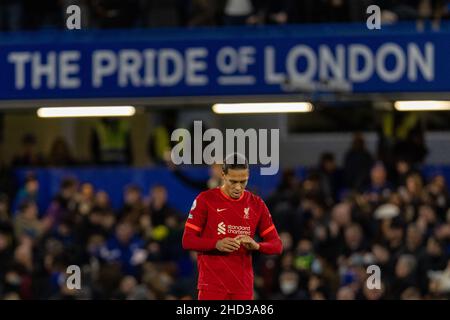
[
  {"x1": 182, "y1": 195, "x2": 240, "y2": 252},
  {"x1": 244, "y1": 199, "x2": 282, "y2": 255},
  {"x1": 182, "y1": 196, "x2": 217, "y2": 251},
  {"x1": 257, "y1": 225, "x2": 283, "y2": 255}
]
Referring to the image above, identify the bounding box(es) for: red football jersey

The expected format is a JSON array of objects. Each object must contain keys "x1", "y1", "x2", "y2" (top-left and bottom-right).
[{"x1": 182, "y1": 187, "x2": 282, "y2": 295}]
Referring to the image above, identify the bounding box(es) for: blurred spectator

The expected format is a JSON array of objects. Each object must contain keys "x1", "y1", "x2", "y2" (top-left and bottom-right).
[
  {"x1": 78, "y1": 183, "x2": 95, "y2": 216},
  {"x1": 348, "y1": 0, "x2": 376, "y2": 22},
  {"x1": 44, "y1": 177, "x2": 79, "y2": 231},
  {"x1": 12, "y1": 173, "x2": 39, "y2": 215},
  {"x1": 14, "y1": 201, "x2": 43, "y2": 240},
  {"x1": 400, "y1": 286, "x2": 422, "y2": 299},
  {"x1": 342, "y1": 224, "x2": 367, "y2": 257},
  {"x1": 148, "y1": 111, "x2": 178, "y2": 165},
  {"x1": 417, "y1": 0, "x2": 446, "y2": 30},
  {"x1": 394, "y1": 129, "x2": 428, "y2": 167},
  {"x1": 360, "y1": 280, "x2": 386, "y2": 300},
  {"x1": 76, "y1": 206, "x2": 112, "y2": 250},
  {"x1": 336, "y1": 285, "x2": 355, "y2": 300},
  {"x1": 325, "y1": 0, "x2": 350, "y2": 22},
  {"x1": 285, "y1": 0, "x2": 323, "y2": 23},
  {"x1": 0, "y1": 193, "x2": 11, "y2": 226},
  {"x1": 0, "y1": 163, "x2": 14, "y2": 203},
  {"x1": 94, "y1": 190, "x2": 112, "y2": 211},
  {"x1": 92, "y1": 0, "x2": 140, "y2": 29},
  {"x1": 0, "y1": 227, "x2": 14, "y2": 280},
  {"x1": 143, "y1": 0, "x2": 181, "y2": 28},
  {"x1": 188, "y1": 0, "x2": 220, "y2": 26},
  {"x1": 393, "y1": 158, "x2": 415, "y2": 188},
  {"x1": 364, "y1": 162, "x2": 392, "y2": 205},
  {"x1": 47, "y1": 137, "x2": 76, "y2": 167},
  {"x1": 22, "y1": 0, "x2": 62, "y2": 30},
  {"x1": 266, "y1": 168, "x2": 301, "y2": 213},
  {"x1": 317, "y1": 152, "x2": 342, "y2": 205},
  {"x1": 119, "y1": 184, "x2": 144, "y2": 224},
  {"x1": 257, "y1": 0, "x2": 289, "y2": 25},
  {"x1": 98, "y1": 220, "x2": 145, "y2": 276},
  {"x1": 343, "y1": 133, "x2": 374, "y2": 191},
  {"x1": 426, "y1": 174, "x2": 450, "y2": 220},
  {"x1": 0, "y1": 0, "x2": 23, "y2": 31},
  {"x1": 222, "y1": 0, "x2": 257, "y2": 25},
  {"x1": 11, "y1": 134, "x2": 45, "y2": 167},
  {"x1": 390, "y1": 254, "x2": 419, "y2": 298},
  {"x1": 91, "y1": 119, "x2": 133, "y2": 165},
  {"x1": 169, "y1": 162, "x2": 223, "y2": 191},
  {"x1": 378, "y1": 0, "x2": 421, "y2": 24},
  {"x1": 272, "y1": 270, "x2": 307, "y2": 299},
  {"x1": 403, "y1": 224, "x2": 424, "y2": 256},
  {"x1": 146, "y1": 185, "x2": 179, "y2": 227},
  {"x1": 399, "y1": 173, "x2": 429, "y2": 222},
  {"x1": 113, "y1": 275, "x2": 138, "y2": 299},
  {"x1": 417, "y1": 236, "x2": 448, "y2": 292}
]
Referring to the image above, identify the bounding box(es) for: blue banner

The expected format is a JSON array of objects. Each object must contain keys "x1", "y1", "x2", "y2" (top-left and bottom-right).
[{"x1": 0, "y1": 23, "x2": 449, "y2": 101}]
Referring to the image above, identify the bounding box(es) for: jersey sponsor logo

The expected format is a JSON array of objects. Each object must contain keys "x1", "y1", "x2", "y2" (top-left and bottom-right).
[
  {"x1": 244, "y1": 207, "x2": 250, "y2": 219},
  {"x1": 217, "y1": 208, "x2": 227, "y2": 212},
  {"x1": 227, "y1": 225, "x2": 251, "y2": 235},
  {"x1": 217, "y1": 222, "x2": 226, "y2": 235},
  {"x1": 217, "y1": 222, "x2": 251, "y2": 236}
]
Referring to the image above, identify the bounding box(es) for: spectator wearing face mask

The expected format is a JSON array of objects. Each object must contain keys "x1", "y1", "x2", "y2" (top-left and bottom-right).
[{"x1": 271, "y1": 270, "x2": 306, "y2": 299}]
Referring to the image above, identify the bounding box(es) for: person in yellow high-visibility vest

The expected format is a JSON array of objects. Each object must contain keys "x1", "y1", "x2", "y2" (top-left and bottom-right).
[
  {"x1": 377, "y1": 110, "x2": 427, "y2": 181},
  {"x1": 148, "y1": 111, "x2": 178, "y2": 164},
  {"x1": 91, "y1": 119, "x2": 132, "y2": 165}
]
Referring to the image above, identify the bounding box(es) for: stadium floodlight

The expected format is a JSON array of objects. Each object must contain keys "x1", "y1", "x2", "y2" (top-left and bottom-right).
[
  {"x1": 212, "y1": 102, "x2": 313, "y2": 114},
  {"x1": 37, "y1": 106, "x2": 136, "y2": 118},
  {"x1": 394, "y1": 101, "x2": 450, "y2": 111}
]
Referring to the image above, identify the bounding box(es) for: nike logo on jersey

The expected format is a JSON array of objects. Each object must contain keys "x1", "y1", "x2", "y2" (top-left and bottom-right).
[{"x1": 217, "y1": 208, "x2": 227, "y2": 212}]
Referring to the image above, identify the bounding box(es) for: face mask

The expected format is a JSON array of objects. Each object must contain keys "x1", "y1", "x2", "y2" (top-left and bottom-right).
[
  {"x1": 280, "y1": 281, "x2": 298, "y2": 295},
  {"x1": 6, "y1": 273, "x2": 21, "y2": 286}
]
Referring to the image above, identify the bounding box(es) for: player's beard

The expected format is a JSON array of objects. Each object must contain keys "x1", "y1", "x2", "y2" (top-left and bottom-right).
[{"x1": 231, "y1": 189, "x2": 243, "y2": 198}]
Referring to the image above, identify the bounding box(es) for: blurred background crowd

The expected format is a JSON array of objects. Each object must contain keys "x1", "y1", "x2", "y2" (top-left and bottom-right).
[
  {"x1": 0, "y1": 0, "x2": 450, "y2": 31},
  {"x1": 1, "y1": 127, "x2": 450, "y2": 300},
  {"x1": 1, "y1": 0, "x2": 450, "y2": 302}
]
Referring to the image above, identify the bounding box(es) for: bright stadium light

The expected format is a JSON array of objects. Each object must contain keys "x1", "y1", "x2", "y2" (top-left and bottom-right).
[
  {"x1": 37, "y1": 106, "x2": 136, "y2": 118},
  {"x1": 394, "y1": 101, "x2": 450, "y2": 111},
  {"x1": 212, "y1": 102, "x2": 313, "y2": 114}
]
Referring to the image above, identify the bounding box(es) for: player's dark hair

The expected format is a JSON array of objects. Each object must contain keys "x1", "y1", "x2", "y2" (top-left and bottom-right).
[{"x1": 222, "y1": 153, "x2": 249, "y2": 174}]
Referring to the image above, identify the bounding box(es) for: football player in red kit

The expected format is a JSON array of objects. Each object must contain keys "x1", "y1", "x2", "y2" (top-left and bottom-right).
[{"x1": 182, "y1": 153, "x2": 283, "y2": 300}]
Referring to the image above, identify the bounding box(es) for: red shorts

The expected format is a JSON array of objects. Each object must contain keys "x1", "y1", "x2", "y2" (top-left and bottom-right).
[{"x1": 198, "y1": 290, "x2": 253, "y2": 300}]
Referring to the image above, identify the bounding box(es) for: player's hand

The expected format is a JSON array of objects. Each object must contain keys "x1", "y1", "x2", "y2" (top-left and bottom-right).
[
  {"x1": 235, "y1": 235, "x2": 260, "y2": 251},
  {"x1": 215, "y1": 237, "x2": 241, "y2": 253}
]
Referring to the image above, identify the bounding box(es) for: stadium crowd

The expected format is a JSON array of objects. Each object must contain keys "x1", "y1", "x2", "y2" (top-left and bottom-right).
[
  {"x1": 0, "y1": 0, "x2": 449, "y2": 31},
  {"x1": 1, "y1": 131, "x2": 450, "y2": 300}
]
